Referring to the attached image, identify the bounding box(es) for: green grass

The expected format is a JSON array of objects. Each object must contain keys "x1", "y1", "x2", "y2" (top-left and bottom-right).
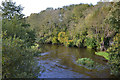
[{"x1": 95, "y1": 52, "x2": 109, "y2": 60}]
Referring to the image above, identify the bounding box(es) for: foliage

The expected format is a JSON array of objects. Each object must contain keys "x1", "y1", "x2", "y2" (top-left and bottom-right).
[
  {"x1": 52, "y1": 37, "x2": 59, "y2": 44},
  {"x1": 57, "y1": 32, "x2": 73, "y2": 47},
  {"x1": 26, "y1": 2, "x2": 116, "y2": 50},
  {"x1": 1, "y1": 1, "x2": 36, "y2": 47},
  {"x1": 26, "y1": 2, "x2": 118, "y2": 50},
  {"x1": 107, "y1": 33, "x2": 120, "y2": 77},
  {"x1": 38, "y1": 37, "x2": 46, "y2": 44},
  {"x1": 2, "y1": 37, "x2": 40, "y2": 78},
  {"x1": 75, "y1": 39, "x2": 83, "y2": 47},
  {"x1": 58, "y1": 32, "x2": 66, "y2": 44},
  {"x1": 31, "y1": 43, "x2": 41, "y2": 56},
  {"x1": 3, "y1": 1, "x2": 119, "y2": 77},
  {"x1": 1, "y1": 1, "x2": 24, "y2": 19},
  {"x1": 84, "y1": 37, "x2": 97, "y2": 49},
  {"x1": 106, "y1": 2, "x2": 120, "y2": 32},
  {"x1": 1, "y1": 1, "x2": 40, "y2": 78},
  {"x1": 95, "y1": 52, "x2": 109, "y2": 60},
  {"x1": 72, "y1": 34, "x2": 86, "y2": 47},
  {"x1": 104, "y1": 2, "x2": 120, "y2": 77},
  {"x1": 2, "y1": 16, "x2": 36, "y2": 47},
  {"x1": 64, "y1": 39, "x2": 73, "y2": 47},
  {"x1": 76, "y1": 58, "x2": 96, "y2": 69}
]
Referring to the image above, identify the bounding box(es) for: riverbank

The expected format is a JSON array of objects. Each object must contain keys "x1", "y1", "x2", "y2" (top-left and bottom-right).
[{"x1": 37, "y1": 44, "x2": 113, "y2": 78}]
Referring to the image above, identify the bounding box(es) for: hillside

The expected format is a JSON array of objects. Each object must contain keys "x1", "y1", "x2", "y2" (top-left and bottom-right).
[
  {"x1": 27, "y1": 2, "x2": 118, "y2": 50},
  {"x1": 1, "y1": 0, "x2": 120, "y2": 78}
]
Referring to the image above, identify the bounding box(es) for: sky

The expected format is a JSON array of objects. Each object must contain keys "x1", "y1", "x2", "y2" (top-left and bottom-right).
[{"x1": 1, "y1": 0, "x2": 101, "y2": 16}]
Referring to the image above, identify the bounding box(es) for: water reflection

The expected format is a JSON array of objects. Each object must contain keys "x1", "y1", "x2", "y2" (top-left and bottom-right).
[
  {"x1": 3, "y1": 44, "x2": 113, "y2": 78},
  {"x1": 38, "y1": 44, "x2": 112, "y2": 78}
]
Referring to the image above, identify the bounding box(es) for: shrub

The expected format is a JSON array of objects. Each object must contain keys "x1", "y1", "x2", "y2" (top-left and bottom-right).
[
  {"x1": 76, "y1": 39, "x2": 83, "y2": 47},
  {"x1": 39, "y1": 37, "x2": 46, "y2": 43},
  {"x1": 2, "y1": 37, "x2": 40, "y2": 78},
  {"x1": 45, "y1": 36, "x2": 52, "y2": 43},
  {"x1": 64, "y1": 39, "x2": 73, "y2": 47},
  {"x1": 84, "y1": 37, "x2": 96, "y2": 49},
  {"x1": 68, "y1": 40, "x2": 73, "y2": 47},
  {"x1": 58, "y1": 32, "x2": 66, "y2": 43},
  {"x1": 73, "y1": 35, "x2": 85, "y2": 47},
  {"x1": 52, "y1": 37, "x2": 59, "y2": 44},
  {"x1": 31, "y1": 43, "x2": 41, "y2": 56},
  {"x1": 2, "y1": 17, "x2": 36, "y2": 47},
  {"x1": 107, "y1": 33, "x2": 120, "y2": 77}
]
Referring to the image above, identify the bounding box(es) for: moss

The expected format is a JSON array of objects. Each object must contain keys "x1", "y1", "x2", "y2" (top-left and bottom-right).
[{"x1": 95, "y1": 52, "x2": 109, "y2": 60}]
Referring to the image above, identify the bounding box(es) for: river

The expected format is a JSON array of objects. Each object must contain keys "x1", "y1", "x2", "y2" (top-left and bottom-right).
[{"x1": 36, "y1": 44, "x2": 113, "y2": 78}]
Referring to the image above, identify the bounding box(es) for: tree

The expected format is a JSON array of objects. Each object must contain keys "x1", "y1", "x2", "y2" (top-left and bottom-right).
[
  {"x1": 1, "y1": 1, "x2": 39, "y2": 78},
  {"x1": 100, "y1": 2, "x2": 120, "y2": 51},
  {"x1": 0, "y1": 1, "x2": 24, "y2": 19},
  {"x1": 1, "y1": 0, "x2": 36, "y2": 47},
  {"x1": 107, "y1": 33, "x2": 120, "y2": 77},
  {"x1": 107, "y1": 2, "x2": 120, "y2": 32}
]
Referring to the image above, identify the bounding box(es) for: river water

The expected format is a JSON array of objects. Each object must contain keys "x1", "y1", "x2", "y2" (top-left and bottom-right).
[{"x1": 37, "y1": 44, "x2": 113, "y2": 78}]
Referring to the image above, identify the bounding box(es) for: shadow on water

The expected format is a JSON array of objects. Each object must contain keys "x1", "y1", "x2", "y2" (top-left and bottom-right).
[{"x1": 37, "y1": 44, "x2": 113, "y2": 78}]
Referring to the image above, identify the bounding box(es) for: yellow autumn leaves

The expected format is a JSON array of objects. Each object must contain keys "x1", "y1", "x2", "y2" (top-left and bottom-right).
[{"x1": 52, "y1": 32, "x2": 73, "y2": 47}]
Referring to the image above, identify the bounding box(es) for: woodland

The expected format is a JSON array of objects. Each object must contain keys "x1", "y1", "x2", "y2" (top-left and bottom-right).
[{"x1": 1, "y1": 1, "x2": 120, "y2": 78}]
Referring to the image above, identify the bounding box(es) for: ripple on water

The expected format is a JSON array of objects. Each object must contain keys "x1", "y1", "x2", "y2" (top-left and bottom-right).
[{"x1": 37, "y1": 44, "x2": 112, "y2": 78}]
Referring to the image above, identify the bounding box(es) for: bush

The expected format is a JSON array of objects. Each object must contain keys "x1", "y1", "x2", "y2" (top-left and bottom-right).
[
  {"x1": 107, "y1": 33, "x2": 120, "y2": 77},
  {"x1": 2, "y1": 37, "x2": 40, "y2": 78},
  {"x1": 58, "y1": 32, "x2": 66, "y2": 43},
  {"x1": 52, "y1": 37, "x2": 59, "y2": 44},
  {"x1": 31, "y1": 43, "x2": 41, "y2": 56},
  {"x1": 45, "y1": 37, "x2": 52, "y2": 43},
  {"x1": 84, "y1": 37, "x2": 96, "y2": 49},
  {"x1": 38, "y1": 37, "x2": 46, "y2": 43},
  {"x1": 2, "y1": 17, "x2": 36, "y2": 47},
  {"x1": 76, "y1": 39, "x2": 83, "y2": 47},
  {"x1": 73, "y1": 35, "x2": 85, "y2": 47},
  {"x1": 64, "y1": 39, "x2": 73, "y2": 47},
  {"x1": 58, "y1": 32, "x2": 74, "y2": 47}
]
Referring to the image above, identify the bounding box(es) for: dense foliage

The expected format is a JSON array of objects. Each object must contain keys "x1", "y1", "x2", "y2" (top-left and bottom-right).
[
  {"x1": 1, "y1": 1, "x2": 40, "y2": 78},
  {"x1": 27, "y1": 2, "x2": 120, "y2": 77},
  {"x1": 27, "y1": 2, "x2": 114, "y2": 50},
  {"x1": 2, "y1": 37, "x2": 40, "y2": 78},
  {"x1": 2, "y1": 18, "x2": 36, "y2": 47},
  {"x1": 1, "y1": 0, "x2": 120, "y2": 77},
  {"x1": 107, "y1": 33, "x2": 120, "y2": 77}
]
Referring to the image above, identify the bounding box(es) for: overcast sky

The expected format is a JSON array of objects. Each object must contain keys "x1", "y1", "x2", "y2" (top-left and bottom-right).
[{"x1": 1, "y1": 0, "x2": 101, "y2": 16}]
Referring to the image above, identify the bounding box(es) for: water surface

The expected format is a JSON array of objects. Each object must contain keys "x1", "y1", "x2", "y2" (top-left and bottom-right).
[{"x1": 37, "y1": 44, "x2": 112, "y2": 78}]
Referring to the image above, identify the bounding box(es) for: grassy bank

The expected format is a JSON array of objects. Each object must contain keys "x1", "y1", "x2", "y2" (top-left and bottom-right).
[{"x1": 95, "y1": 52, "x2": 109, "y2": 60}]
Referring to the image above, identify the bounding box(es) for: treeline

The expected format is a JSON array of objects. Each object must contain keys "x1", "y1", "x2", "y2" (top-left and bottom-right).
[
  {"x1": 1, "y1": 1, "x2": 40, "y2": 78},
  {"x1": 27, "y1": 2, "x2": 120, "y2": 76},
  {"x1": 1, "y1": 0, "x2": 120, "y2": 77},
  {"x1": 27, "y1": 2, "x2": 119, "y2": 50}
]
